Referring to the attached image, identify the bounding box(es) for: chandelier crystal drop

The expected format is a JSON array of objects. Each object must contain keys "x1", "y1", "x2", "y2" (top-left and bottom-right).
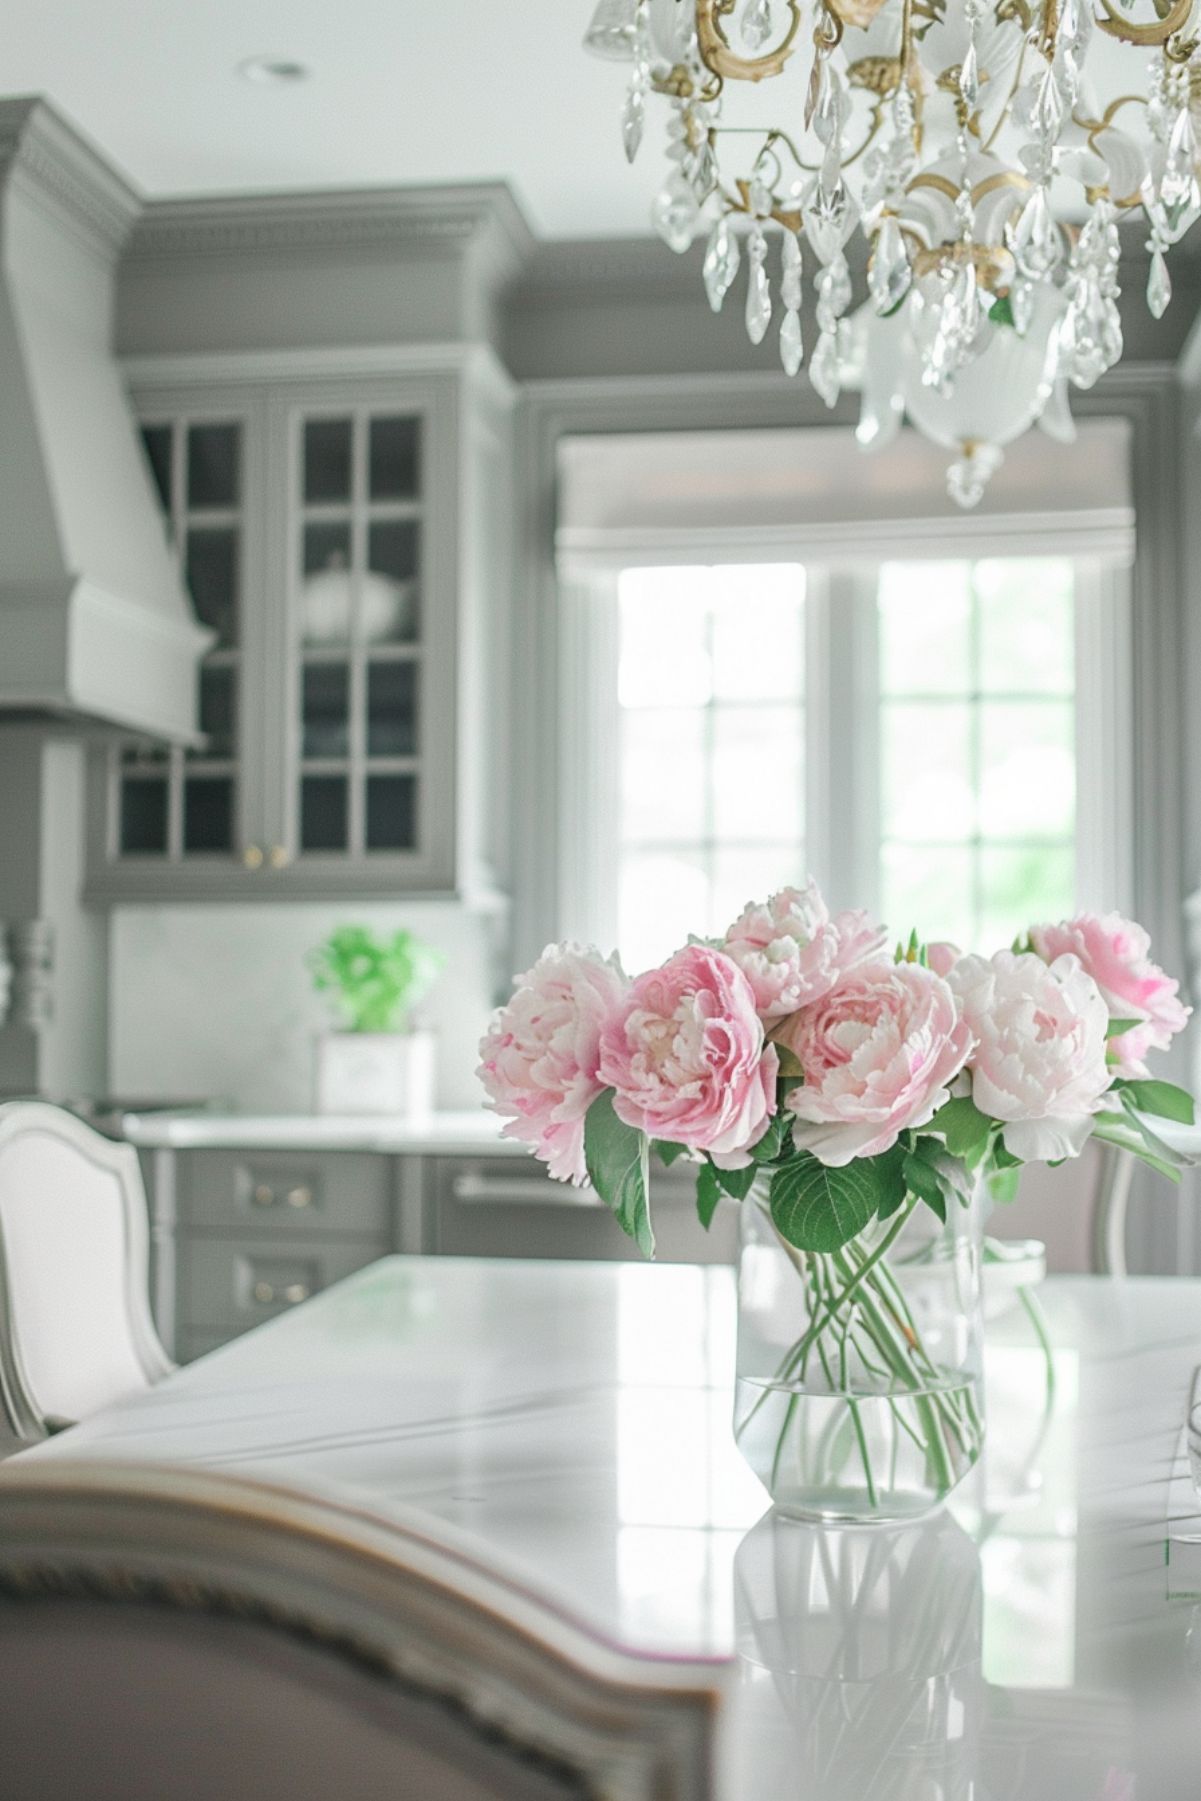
[{"x1": 584, "y1": 0, "x2": 1201, "y2": 505}]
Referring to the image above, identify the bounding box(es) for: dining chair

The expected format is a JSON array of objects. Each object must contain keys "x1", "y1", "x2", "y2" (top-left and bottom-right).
[
  {"x1": 0, "y1": 1460, "x2": 723, "y2": 1801},
  {"x1": 0, "y1": 1102, "x2": 173, "y2": 1443},
  {"x1": 1091, "y1": 1122, "x2": 1201, "y2": 1277}
]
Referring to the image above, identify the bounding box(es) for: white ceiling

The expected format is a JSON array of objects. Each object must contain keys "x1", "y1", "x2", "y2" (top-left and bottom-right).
[{"x1": 2, "y1": 0, "x2": 656, "y2": 238}]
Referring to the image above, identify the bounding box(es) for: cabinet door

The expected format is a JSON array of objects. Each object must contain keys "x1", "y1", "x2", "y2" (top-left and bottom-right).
[
  {"x1": 88, "y1": 390, "x2": 271, "y2": 899},
  {"x1": 262, "y1": 378, "x2": 459, "y2": 895},
  {"x1": 428, "y1": 1157, "x2": 739, "y2": 1265}
]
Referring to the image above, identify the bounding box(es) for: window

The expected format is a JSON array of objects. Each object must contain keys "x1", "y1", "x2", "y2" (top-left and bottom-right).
[
  {"x1": 878, "y1": 557, "x2": 1076, "y2": 953},
  {"x1": 617, "y1": 565, "x2": 806, "y2": 973},
  {"x1": 561, "y1": 549, "x2": 1127, "y2": 972}
]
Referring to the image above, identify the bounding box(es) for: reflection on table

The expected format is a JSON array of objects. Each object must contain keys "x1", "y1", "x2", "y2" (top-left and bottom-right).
[{"x1": 21, "y1": 1260, "x2": 1201, "y2": 1798}]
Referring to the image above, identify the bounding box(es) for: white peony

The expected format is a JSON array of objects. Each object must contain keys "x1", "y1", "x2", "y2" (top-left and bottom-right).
[{"x1": 949, "y1": 949, "x2": 1111, "y2": 1162}]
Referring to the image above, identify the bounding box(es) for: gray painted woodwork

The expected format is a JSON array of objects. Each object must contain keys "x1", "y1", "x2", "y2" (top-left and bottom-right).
[
  {"x1": 87, "y1": 348, "x2": 515, "y2": 903},
  {"x1": 0, "y1": 727, "x2": 106, "y2": 1097},
  {"x1": 0, "y1": 99, "x2": 207, "y2": 742},
  {"x1": 157, "y1": 1144, "x2": 733, "y2": 1362}
]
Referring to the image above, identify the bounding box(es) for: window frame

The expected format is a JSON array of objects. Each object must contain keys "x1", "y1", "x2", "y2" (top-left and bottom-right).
[{"x1": 557, "y1": 528, "x2": 1134, "y2": 962}]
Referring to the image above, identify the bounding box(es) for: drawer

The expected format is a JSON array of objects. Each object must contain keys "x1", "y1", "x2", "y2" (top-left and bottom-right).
[
  {"x1": 179, "y1": 1236, "x2": 386, "y2": 1331},
  {"x1": 429, "y1": 1157, "x2": 738, "y2": 1265},
  {"x1": 178, "y1": 1150, "x2": 391, "y2": 1237},
  {"x1": 175, "y1": 1327, "x2": 239, "y2": 1364}
]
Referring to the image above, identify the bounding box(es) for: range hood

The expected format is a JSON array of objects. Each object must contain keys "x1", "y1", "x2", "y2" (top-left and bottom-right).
[{"x1": 0, "y1": 97, "x2": 207, "y2": 742}]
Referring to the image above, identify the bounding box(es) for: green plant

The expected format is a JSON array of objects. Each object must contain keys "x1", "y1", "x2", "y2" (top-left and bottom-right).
[{"x1": 309, "y1": 925, "x2": 444, "y2": 1034}]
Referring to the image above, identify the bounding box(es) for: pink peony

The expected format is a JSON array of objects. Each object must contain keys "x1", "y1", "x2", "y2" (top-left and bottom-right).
[
  {"x1": 478, "y1": 944, "x2": 627, "y2": 1185},
  {"x1": 1029, "y1": 911, "x2": 1190, "y2": 1078},
  {"x1": 777, "y1": 960, "x2": 973, "y2": 1167},
  {"x1": 950, "y1": 949, "x2": 1110, "y2": 1162},
  {"x1": 598, "y1": 944, "x2": 778, "y2": 1155},
  {"x1": 925, "y1": 941, "x2": 962, "y2": 979},
  {"x1": 722, "y1": 881, "x2": 887, "y2": 1021}
]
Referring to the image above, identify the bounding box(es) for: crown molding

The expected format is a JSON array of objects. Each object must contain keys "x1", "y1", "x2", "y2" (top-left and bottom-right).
[
  {"x1": 0, "y1": 95, "x2": 140, "y2": 263},
  {"x1": 126, "y1": 180, "x2": 535, "y2": 276}
]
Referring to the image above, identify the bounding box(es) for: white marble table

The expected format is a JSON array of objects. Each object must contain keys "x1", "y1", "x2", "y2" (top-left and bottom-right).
[{"x1": 20, "y1": 1258, "x2": 1201, "y2": 1799}]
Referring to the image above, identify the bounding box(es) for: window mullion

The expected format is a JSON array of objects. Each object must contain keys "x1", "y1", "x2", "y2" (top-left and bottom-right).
[
  {"x1": 558, "y1": 570, "x2": 621, "y2": 948},
  {"x1": 819, "y1": 565, "x2": 880, "y2": 917}
]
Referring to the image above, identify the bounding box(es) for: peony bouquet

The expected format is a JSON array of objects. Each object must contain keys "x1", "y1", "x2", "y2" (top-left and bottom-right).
[{"x1": 479, "y1": 884, "x2": 1195, "y2": 1516}]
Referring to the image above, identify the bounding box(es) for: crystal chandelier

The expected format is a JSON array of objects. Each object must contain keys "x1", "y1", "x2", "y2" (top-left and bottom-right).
[{"x1": 584, "y1": 0, "x2": 1200, "y2": 504}]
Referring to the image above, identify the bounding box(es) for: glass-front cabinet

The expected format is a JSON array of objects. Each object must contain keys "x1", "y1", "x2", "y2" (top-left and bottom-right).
[
  {"x1": 118, "y1": 411, "x2": 249, "y2": 863},
  {"x1": 88, "y1": 359, "x2": 508, "y2": 901},
  {"x1": 293, "y1": 409, "x2": 422, "y2": 862}
]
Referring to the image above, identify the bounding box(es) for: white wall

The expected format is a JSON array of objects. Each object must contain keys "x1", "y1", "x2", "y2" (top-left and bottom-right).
[{"x1": 108, "y1": 902, "x2": 501, "y2": 1112}]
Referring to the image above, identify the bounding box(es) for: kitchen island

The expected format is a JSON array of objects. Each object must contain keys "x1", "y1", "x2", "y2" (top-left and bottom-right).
[{"x1": 16, "y1": 1257, "x2": 1201, "y2": 1798}]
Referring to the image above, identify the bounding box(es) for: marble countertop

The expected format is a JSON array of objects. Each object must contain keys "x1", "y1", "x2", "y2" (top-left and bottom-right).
[
  {"x1": 120, "y1": 1107, "x2": 519, "y2": 1154},
  {"x1": 20, "y1": 1257, "x2": 1201, "y2": 1798}
]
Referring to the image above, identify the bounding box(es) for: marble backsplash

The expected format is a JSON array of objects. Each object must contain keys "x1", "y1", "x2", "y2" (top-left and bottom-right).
[{"x1": 108, "y1": 902, "x2": 503, "y2": 1114}]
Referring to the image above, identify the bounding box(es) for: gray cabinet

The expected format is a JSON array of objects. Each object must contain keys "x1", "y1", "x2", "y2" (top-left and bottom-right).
[
  {"x1": 151, "y1": 1139, "x2": 736, "y2": 1363},
  {"x1": 425, "y1": 1157, "x2": 739, "y2": 1265},
  {"x1": 88, "y1": 349, "x2": 513, "y2": 902},
  {"x1": 169, "y1": 1146, "x2": 395, "y2": 1364}
]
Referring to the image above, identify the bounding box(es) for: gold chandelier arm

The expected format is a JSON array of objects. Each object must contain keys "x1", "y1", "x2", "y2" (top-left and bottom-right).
[
  {"x1": 1094, "y1": 0, "x2": 1193, "y2": 47},
  {"x1": 695, "y1": 0, "x2": 803, "y2": 84}
]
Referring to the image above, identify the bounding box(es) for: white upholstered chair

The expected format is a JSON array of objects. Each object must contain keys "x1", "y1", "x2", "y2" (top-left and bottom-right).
[
  {"x1": 0, "y1": 1461, "x2": 722, "y2": 1800},
  {"x1": 0, "y1": 1103, "x2": 173, "y2": 1442}
]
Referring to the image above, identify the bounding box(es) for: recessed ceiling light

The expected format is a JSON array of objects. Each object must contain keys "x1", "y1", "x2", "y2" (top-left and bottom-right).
[{"x1": 238, "y1": 56, "x2": 310, "y2": 85}]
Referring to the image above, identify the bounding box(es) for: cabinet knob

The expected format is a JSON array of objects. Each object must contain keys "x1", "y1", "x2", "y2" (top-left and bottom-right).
[
  {"x1": 268, "y1": 844, "x2": 291, "y2": 870},
  {"x1": 252, "y1": 1183, "x2": 276, "y2": 1208},
  {"x1": 284, "y1": 1282, "x2": 311, "y2": 1305},
  {"x1": 286, "y1": 1185, "x2": 313, "y2": 1209},
  {"x1": 252, "y1": 1280, "x2": 275, "y2": 1304},
  {"x1": 242, "y1": 844, "x2": 264, "y2": 870}
]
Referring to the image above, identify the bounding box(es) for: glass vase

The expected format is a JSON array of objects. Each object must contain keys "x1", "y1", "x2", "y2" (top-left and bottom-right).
[{"x1": 733, "y1": 1175, "x2": 985, "y2": 1522}]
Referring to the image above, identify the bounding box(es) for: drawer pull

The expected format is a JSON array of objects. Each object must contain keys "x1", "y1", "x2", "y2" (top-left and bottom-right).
[
  {"x1": 252, "y1": 1280, "x2": 313, "y2": 1306},
  {"x1": 451, "y1": 1174, "x2": 601, "y2": 1208},
  {"x1": 250, "y1": 1183, "x2": 314, "y2": 1210}
]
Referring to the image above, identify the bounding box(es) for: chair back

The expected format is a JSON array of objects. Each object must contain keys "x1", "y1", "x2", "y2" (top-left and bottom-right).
[
  {"x1": 0, "y1": 1103, "x2": 171, "y2": 1438},
  {"x1": 0, "y1": 1461, "x2": 724, "y2": 1800}
]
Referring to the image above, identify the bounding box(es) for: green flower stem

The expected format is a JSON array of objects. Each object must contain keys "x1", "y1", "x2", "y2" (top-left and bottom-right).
[
  {"x1": 838, "y1": 1303, "x2": 879, "y2": 1509},
  {"x1": 828, "y1": 1246, "x2": 958, "y2": 1498},
  {"x1": 783, "y1": 1194, "x2": 923, "y2": 1375}
]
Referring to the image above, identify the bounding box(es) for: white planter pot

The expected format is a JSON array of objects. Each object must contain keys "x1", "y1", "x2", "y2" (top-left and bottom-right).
[{"x1": 314, "y1": 1030, "x2": 436, "y2": 1119}]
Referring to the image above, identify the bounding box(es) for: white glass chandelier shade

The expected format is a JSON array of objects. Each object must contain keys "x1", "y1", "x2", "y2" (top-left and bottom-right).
[{"x1": 584, "y1": 0, "x2": 1201, "y2": 504}]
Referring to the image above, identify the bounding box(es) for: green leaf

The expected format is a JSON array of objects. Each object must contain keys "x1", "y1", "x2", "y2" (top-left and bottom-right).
[
  {"x1": 770, "y1": 1148, "x2": 905, "y2": 1252},
  {"x1": 1106, "y1": 1018, "x2": 1143, "y2": 1038},
  {"x1": 991, "y1": 1140, "x2": 1022, "y2": 1170},
  {"x1": 929, "y1": 1095, "x2": 993, "y2": 1161},
  {"x1": 902, "y1": 1150, "x2": 946, "y2": 1222},
  {"x1": 654, "y1": 1140, "x2": 689, "y2": 1167},
  {"x1": 750, "y1": 1113, "x2": 790, "y2": 1165},
  {"x1": 1118, "y1": 1097, "x2": 1194, "y2": 1167},
  {"x1": 713, "y1": 1160, "x2": 757, "y2": 1199},
  {"x1": 584, "y1": 1091, "x2": 654, "y2": 1258},
  {"x1": 696, "y1": 1162, "x2": 722, "y2": 1231},
  {"x1": 774, "y1": 1043, "x2": 805, "y2": 1080},
  {"x1": 988, "y1": 293, "x2": 1015, "y2": 328},
  {"x1": 1116, "y1": 1079, "x2": 1195, "y2": 1125},
  {"x1": 987, "y1": 1166, "x2": 1022, "y2": 1205},
  {"x1": 1091, "y1": 1113, "x2": 1181, "y2": 1183}
]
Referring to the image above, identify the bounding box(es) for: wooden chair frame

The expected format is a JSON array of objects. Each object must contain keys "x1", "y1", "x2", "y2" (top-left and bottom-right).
[
  {"x1": 0, "y1": 1460, "x2": 728, "y2": 1800},
  {"x1": 0, "y1": 1103, "x2": 173, "y2": 1443}
]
